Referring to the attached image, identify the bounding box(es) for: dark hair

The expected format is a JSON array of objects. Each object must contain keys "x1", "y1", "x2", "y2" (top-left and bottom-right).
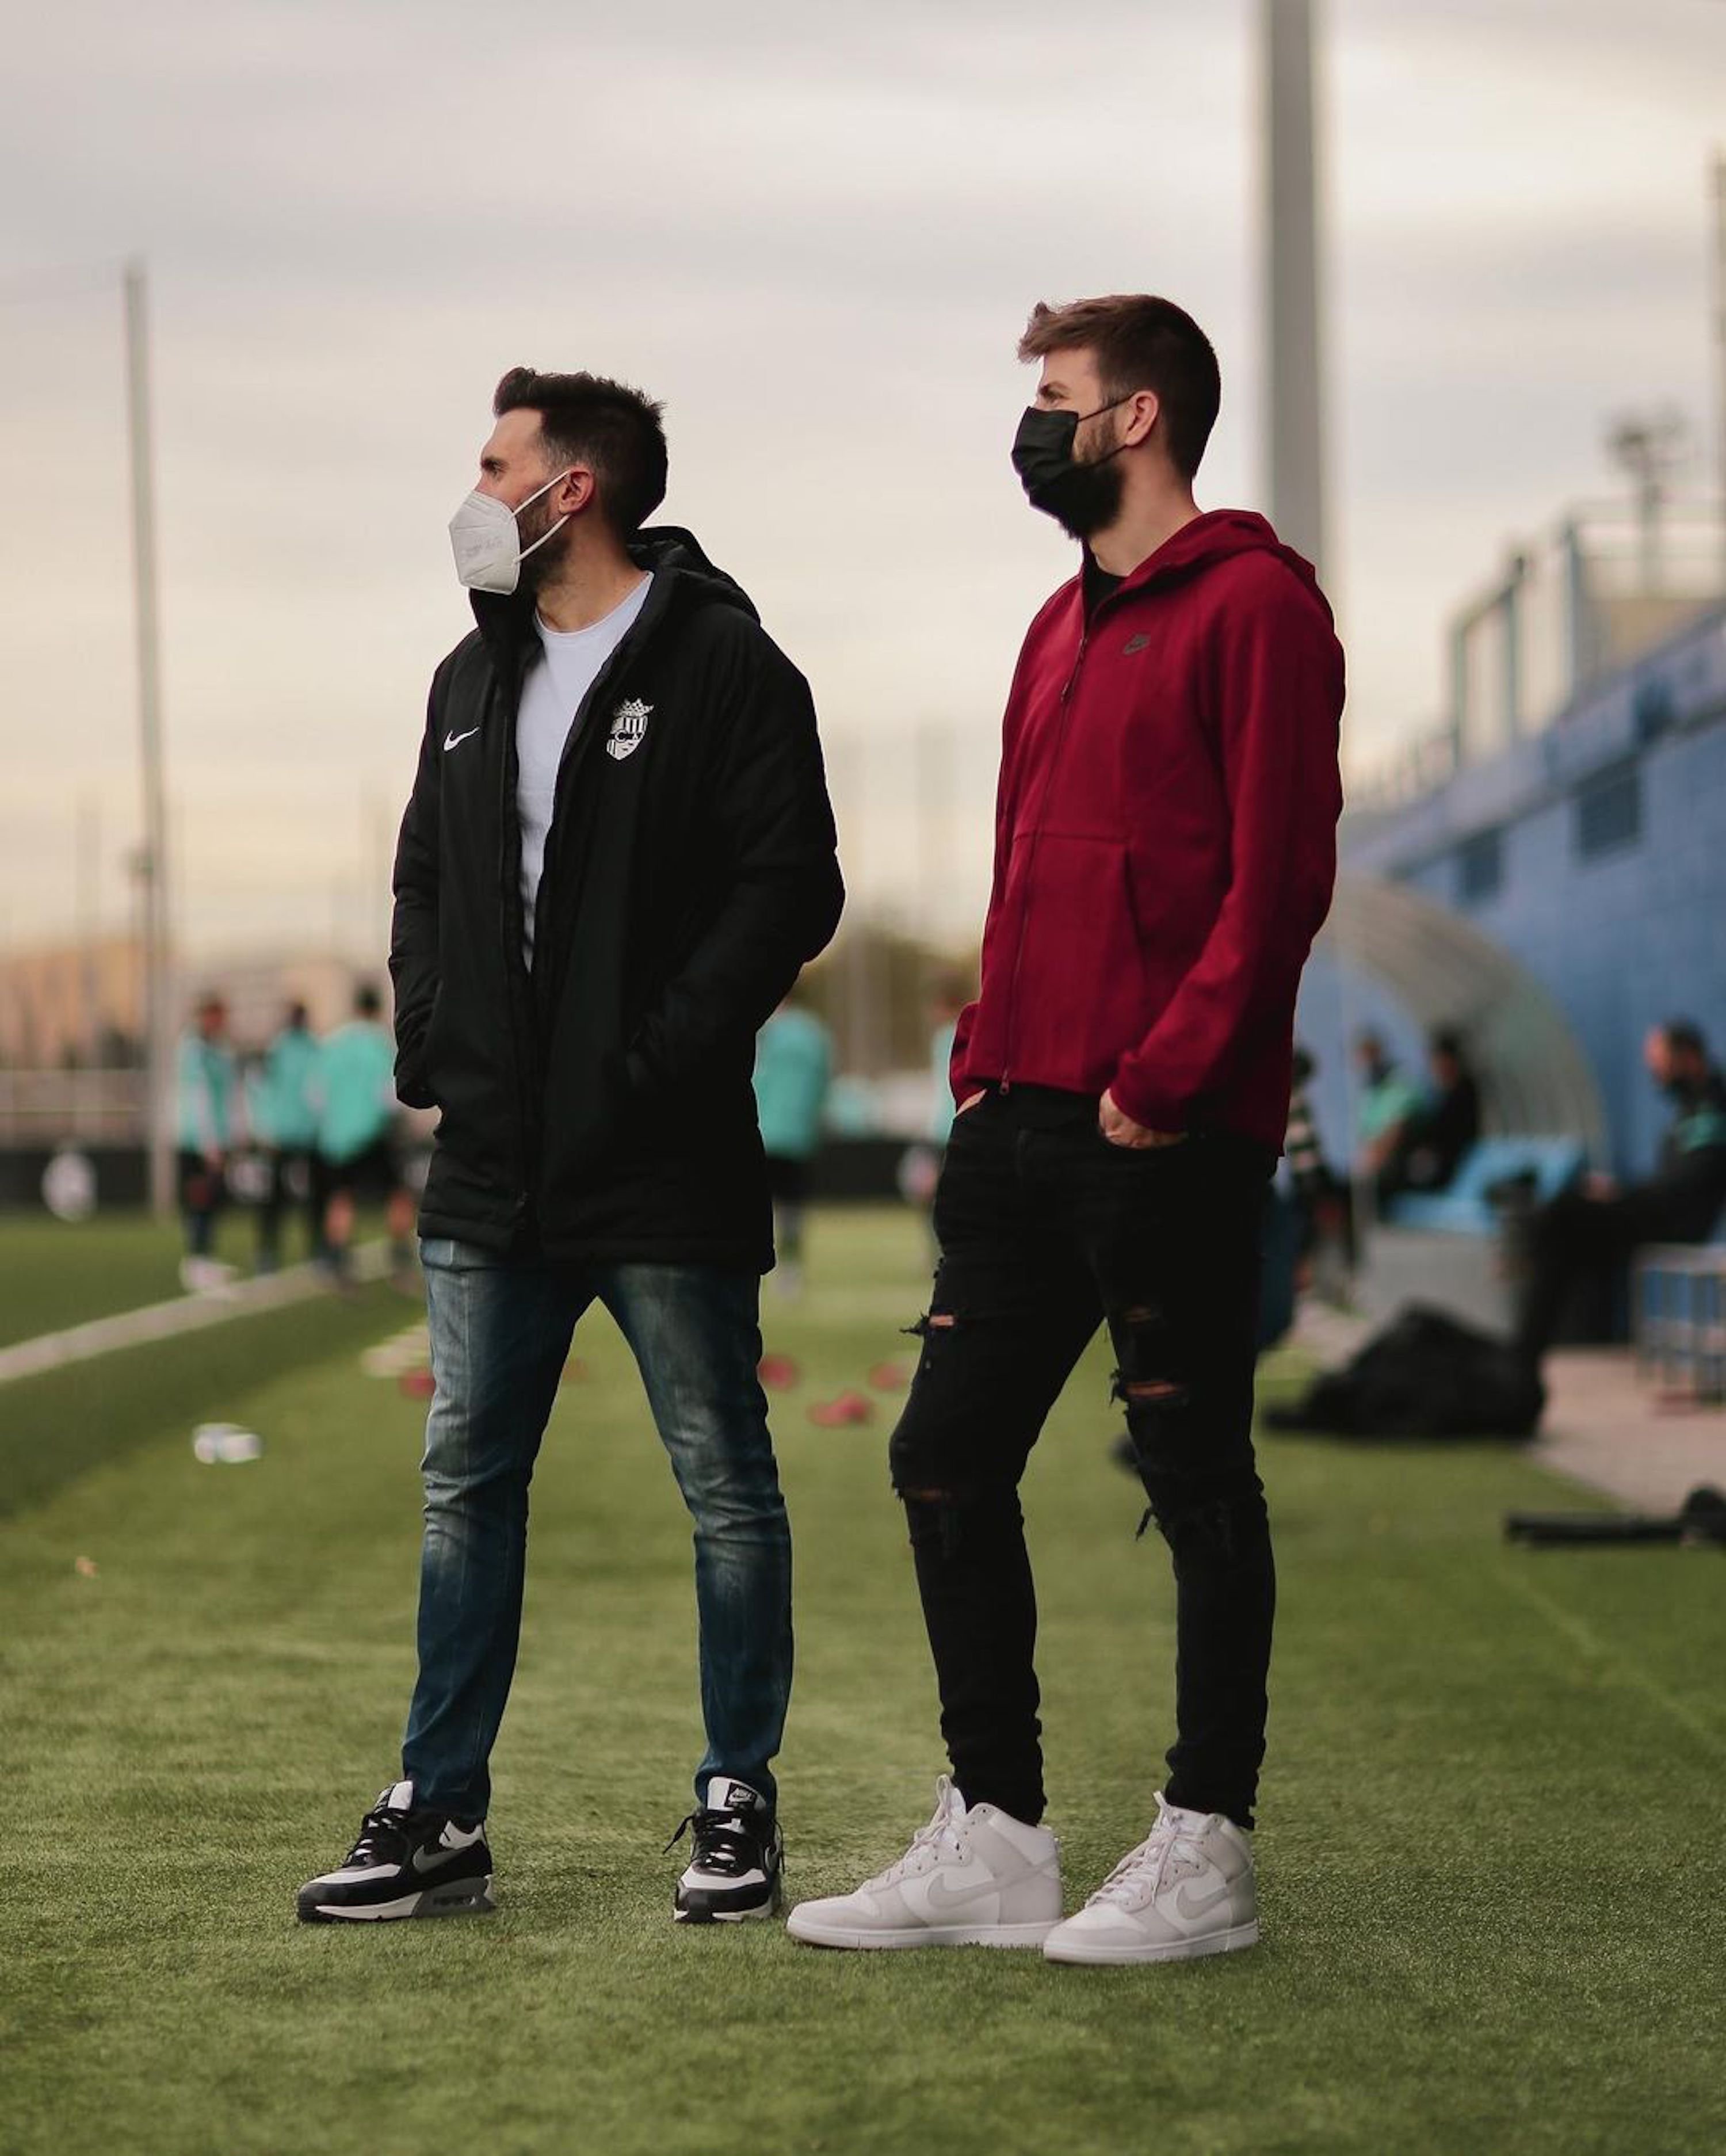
[
  {"x1": 1018, "y1": 295, "x2": 1221, "y2": 480},
  {"x1": 1430, "y1": 1029, "x2": 1467, "y2": 1064},
  {"x1": 354, "y1": 982, "x2": 383, "y2": 1019},
  {"x1": 1290, "y1": 1045, "x2": 1315, "y2": 1087},
  {"x1": 285, "y1": 1000, "x2": 308, "y2": 1030},
  {"x1": 1663, "y1": 1018, "x2": 1708, "y2": 1060},
  {"x1": 492, "y1": 367, "x2": 667, "y2": 536}
]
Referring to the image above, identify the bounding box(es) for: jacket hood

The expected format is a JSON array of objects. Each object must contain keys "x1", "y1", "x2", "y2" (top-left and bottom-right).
[
  {"x1": 1105, "y1": 509, "x2": 1332, "y2": 624},
  {"x1": 468, "y1": 521, "x2": 759, "y2": 650},
  {"x1": 628, "y1": 524, "x2": 760, "y2": 621}
]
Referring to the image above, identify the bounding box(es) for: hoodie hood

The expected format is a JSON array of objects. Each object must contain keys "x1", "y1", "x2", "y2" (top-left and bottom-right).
[
  {"x1": 1102, "y1": 509, "x2": 1332, "y2": 624},
  {"x1": 469, "y1": 520, "x2": 759, "y2": 651}
]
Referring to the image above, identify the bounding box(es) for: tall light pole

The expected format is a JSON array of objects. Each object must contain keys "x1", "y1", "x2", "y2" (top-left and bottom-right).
[
  {"x1": 1712, "y1": 150, "x2": 1726, "y2": 590},
  {"x1": 1261, "y1": 0, "x2": 1328, "y2": 579},
  {"x1": 123, "y1": 259, "x2": 174, "y2": 1215}
]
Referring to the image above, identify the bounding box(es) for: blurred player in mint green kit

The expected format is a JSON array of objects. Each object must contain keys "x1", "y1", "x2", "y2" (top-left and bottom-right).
[
  {"x1": 315, "y1": 982, "x2": 415, "y2": 1281},
  {"x1": 254, "y1": 999, "x2": 323, "y2": 1271},
  {"x1": 175, "y1": 991, "x2": 236, "y2": 1290},
  {"x1": 752, "y1": 996, "x2": 833, "y2": 1295}
]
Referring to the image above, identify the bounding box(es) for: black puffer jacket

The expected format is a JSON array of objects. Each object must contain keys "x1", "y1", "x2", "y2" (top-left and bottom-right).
[{"x1": 390, "y1": 528, "x2": 844, "y2": 1271}]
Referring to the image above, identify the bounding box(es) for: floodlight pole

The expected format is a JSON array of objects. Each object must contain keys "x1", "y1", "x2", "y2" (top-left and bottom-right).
[
  {"x1": 1712, "y1": 150, "x2": 1726, "y2": 590},
  {"x1": 1261, "y1": 0, "x2": 1327, "y2": 580},
  {"x1": 124, "y1": 259, "x2": 174, "y2": 1216}
]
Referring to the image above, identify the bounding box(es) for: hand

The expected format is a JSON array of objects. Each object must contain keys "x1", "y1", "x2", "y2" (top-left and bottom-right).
[
  {"x1": 1098, "y1": 1090, "x2": 1185, "y2": 1150},
  {"x1": 954, "y1": 1089, "x2": 988, "y2": 1118}
]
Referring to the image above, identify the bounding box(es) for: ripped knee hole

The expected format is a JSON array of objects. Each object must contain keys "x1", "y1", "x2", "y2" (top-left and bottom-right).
[{"x1": 903, "y1": 1310, "x2": 958, "y2": 1338}]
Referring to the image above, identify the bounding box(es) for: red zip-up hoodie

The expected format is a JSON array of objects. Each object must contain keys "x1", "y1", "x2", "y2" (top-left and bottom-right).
[{"x1": 952, "y1": 509, "x2": 1344, "y2": 1151}]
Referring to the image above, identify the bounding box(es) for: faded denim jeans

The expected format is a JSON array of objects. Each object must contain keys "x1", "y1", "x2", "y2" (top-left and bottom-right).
[{"x1": 402, "y1": 1238, "x2": 793, "y2": 1822}]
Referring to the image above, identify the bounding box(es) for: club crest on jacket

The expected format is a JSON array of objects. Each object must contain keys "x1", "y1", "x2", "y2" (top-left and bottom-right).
[{"x1": 606, "y1": 698, "x2": 653, "y2": 761}]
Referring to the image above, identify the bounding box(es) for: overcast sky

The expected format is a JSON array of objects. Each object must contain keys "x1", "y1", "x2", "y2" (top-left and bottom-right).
[{"x1": 2, "y1": 0, "x2": 1722, "y2": 963}]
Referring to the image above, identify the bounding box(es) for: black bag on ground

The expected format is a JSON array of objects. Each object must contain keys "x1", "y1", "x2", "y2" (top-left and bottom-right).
[{"x1": 1265, "y1": 1304, "x2": 1545, "y2": 1441}]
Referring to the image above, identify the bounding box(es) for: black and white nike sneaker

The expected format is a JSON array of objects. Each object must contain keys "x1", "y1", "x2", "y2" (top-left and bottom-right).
[
  {"x1": 667, "y1": 1777, "x2": 784, "y2": 1924},
  {"x1": 296, "y1": 1780, "x2": 494, "y2": 1924}
]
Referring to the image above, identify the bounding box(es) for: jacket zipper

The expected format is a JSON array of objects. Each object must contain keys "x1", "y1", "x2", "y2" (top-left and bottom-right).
[
  {"x1": 532, "y1": 581, "x2": 667, "y2": 1004},
  {"x1": 495, "y1": 666, "x2": 536, "y2": 1228},
  {"x1": 997, "y1": 623, "x2": 1091, "y2": 1091}
]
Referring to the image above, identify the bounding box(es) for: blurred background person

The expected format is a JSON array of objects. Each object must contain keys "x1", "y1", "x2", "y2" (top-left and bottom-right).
[
  {"x1": 1513, "y1": 1018, "x2": 1726, "y2": 1365},
  {"x1": 926, "y1": 972, "x2": 970, "y2": 1155},
  {"x1": 1378, "y1": 1028, "x2": 1481, "y2": 1203},
  {"x1": 1352, "y1": 1029, "x2": 1424, "y2": 1204},
  {"x1": 253, "y1": 999, "x2": 323, "y2": 1273},
  {"x1": 315, "y1": 983, "x2": 415, "y2": 1285},
  {"x1": 898, "y1": 971, "x2": 975, "y2": 1223},
  {"x1": 753, "y1": 991, "x2": 833, "y2": 1297},
  {"x1": 1284, "y1": 1041, "x2": 1353, "y2": 1294},
  {"x1": 175, "y1": 991, "x2": 236, "y2": 1292}
]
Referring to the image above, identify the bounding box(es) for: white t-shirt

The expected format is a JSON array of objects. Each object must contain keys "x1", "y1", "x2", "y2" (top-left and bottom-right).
[{"x1": 516, "y1": 573, "x2": 654, "y2": 965}]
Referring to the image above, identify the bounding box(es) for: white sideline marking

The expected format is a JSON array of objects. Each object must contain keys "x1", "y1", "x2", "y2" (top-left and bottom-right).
[{"x1": 0, "y1": 1242, "x2": 394, "y2": 1389}]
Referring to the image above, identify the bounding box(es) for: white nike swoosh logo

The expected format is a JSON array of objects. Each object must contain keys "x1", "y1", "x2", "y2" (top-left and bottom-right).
[
  {"x1": 443, "y1": 727, "x2": 480, "y2": 752},
  {"x1": 1175, "y1": 1880, "x2": 1232, "y2": 1921},
  {"x1": 923, "y1": 1869, "x2": 1013, "y2": 1914}
]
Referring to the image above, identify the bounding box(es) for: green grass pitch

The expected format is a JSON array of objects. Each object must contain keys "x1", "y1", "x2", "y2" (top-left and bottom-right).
[
  {"x1": 0, "y1": 1208, "x2": 373, "y2": 1351},
  {"x1": 2, "y1": 1205, "x2": 1723, "y2": 2154}
]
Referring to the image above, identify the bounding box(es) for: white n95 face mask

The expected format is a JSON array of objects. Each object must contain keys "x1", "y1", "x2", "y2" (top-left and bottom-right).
[{"x1": 447, "y1": 471, "x2": 572, "y2": 594}]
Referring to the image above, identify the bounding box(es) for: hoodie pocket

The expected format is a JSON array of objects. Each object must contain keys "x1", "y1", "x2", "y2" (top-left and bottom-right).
[{"x1": 1009, "y1": 832, "x2": 1150, "y2": 1077}]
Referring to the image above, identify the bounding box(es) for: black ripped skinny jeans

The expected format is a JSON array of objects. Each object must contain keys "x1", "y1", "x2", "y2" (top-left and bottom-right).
[{"x1": 888, "y1": 1085, "x2": 1275, "y2": 1831}]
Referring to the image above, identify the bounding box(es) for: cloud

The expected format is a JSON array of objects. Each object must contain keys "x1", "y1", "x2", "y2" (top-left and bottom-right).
[{"x1": 0, "y1": 0, "x2": 1721, "y2": 956}]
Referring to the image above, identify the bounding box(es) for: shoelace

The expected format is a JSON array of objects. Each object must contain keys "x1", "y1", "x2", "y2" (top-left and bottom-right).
[
  {"x1": 1087, "y1": 1804, "x2": 1196, "y2": 1910},
  {"x1": 344, "y1": 1805, "x2": 415, "y2": 1868},
  {"x1": 663, "y1": 1807, "x2": 759, "y2": 1876},
  {"x1": 863, "y1": 1777, "x2": 967, "y2": 1892}
]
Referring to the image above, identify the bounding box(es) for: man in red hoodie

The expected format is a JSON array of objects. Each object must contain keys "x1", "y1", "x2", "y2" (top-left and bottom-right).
[{"x1": 788, "y1": 295, "x2": 1343, "y2": 1965}]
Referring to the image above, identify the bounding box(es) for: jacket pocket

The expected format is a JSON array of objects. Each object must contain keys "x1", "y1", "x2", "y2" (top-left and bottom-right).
[
  {"x1": 1010, "y1": 833, "x2": 1151, "y2": 1080},
  {"x1": 394, "y1": 985, "x2": 442, "y2": 1111}
]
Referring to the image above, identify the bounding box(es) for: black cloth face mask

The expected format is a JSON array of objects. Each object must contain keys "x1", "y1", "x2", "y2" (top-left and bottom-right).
[{"x1": 1011, "y1": 398, "x2": 1132, "y2": 539}]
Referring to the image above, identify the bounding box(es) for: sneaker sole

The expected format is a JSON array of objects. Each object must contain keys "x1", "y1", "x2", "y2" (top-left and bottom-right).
[
  {"x1": 1043, "y1": 1917, "x2": 1259, "y2": 1966},
  {"x1": 785, "y1": 1912, "x2": 1058, "y2": 1951},
  {"x1": 673, "y1": 1894, "x2": 782, "y2": 1925},
  {"x1": 298, "y1": 1876, "x2": 496, "y2": 1924}
]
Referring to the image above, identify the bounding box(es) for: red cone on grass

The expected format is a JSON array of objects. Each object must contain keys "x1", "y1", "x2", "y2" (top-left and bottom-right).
[{"x1": 808, "y1": 1390, "x2": 874, "y2": 1428}]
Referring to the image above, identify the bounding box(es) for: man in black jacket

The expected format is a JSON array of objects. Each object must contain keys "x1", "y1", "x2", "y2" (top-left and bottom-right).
[
  {"x1": 1514, "y1": 1018, "x2": 1726, "y2": 1363},
  {"x1": 298, "y1": 368, "x2": 843, "y2": 1928}
]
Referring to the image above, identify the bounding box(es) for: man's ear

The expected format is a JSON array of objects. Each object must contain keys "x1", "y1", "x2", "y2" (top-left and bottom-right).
[
  {"x1": 555, "y1": 465, "x2": 597, "y2": 516},
  {"x1": 1120, "y1": 388, "x2": 1160, "y2": 450}
]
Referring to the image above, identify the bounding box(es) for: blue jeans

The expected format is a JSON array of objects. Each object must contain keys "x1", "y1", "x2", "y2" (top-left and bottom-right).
[{"x1": 402, "y1": 1238, "x2": 793, "y2": 1822}]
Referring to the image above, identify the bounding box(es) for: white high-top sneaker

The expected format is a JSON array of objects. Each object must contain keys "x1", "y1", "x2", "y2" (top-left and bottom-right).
[
  {"x1": 786, "y1": 1776, "x2": 1062, "y2": 1950},
  {"x1": 1043, "y1": 1794, "x2": 1257, "y2": 1966}
]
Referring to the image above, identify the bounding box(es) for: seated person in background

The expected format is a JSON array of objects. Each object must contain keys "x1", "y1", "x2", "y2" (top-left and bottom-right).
[
  {"x1": 1514, "y1": 1018, "x2": 1726, "y2": 1364},
  {"x1": 1380, "y1": 1029, "x2": 1482, "y2": 1201},
  {"x1": 1353, "y1": 1030, "x2": 1425, "y2": 1200}
]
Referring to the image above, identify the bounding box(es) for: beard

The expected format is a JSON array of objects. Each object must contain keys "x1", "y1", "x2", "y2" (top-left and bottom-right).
[
  {"x1": 1043, "y1": 413, "x2": 1128, "y2": 541},
  {"x1": 515, "y1": 491, "x2": 572, "y2": 589}
]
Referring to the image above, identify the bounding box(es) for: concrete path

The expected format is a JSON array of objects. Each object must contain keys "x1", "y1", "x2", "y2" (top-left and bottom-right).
[
  {"x1": 1531, "y1": 1348, "x2": 1726, "y2": 1512},
  {"x1": 1286, "y1": 1300, "x2": 1726, "y2": 1513},
  {"x1": 0, "y1": 1242, "x2": 391, "y2": 1388}
]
